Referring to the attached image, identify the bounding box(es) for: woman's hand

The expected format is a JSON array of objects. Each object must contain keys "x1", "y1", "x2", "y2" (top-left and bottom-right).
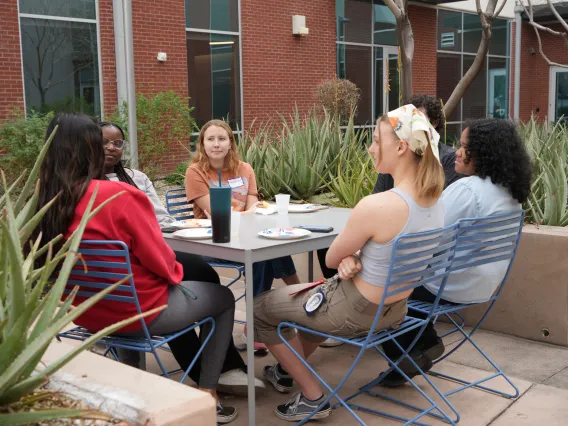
[
  {"x1": 338, "y1": 255, "x2": 362, "y2": 280},
  {"x1": 242, "y1": 201, "x2": 262, "y2": 215}
]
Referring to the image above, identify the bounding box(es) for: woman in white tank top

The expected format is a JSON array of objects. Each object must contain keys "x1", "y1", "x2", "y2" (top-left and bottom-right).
[{"x1": 253, "y1": 105, "x2": 446, "y2": 422}]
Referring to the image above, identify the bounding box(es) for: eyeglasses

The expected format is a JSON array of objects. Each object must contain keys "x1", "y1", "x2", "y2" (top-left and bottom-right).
[{"x1": 103, "y1": 138, "x2": 125, "y2": 149}]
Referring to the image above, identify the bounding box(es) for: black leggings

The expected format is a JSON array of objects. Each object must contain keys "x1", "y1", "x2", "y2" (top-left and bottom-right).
[
  {"x1": 117, "y1": 252, "x2": 245, "y2": 385},
  {"x1": 381, "y1": 286, "x2": 456, "y2": 359}
]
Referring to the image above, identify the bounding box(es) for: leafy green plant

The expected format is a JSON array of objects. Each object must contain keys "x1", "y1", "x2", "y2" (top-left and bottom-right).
[
  {"x1": 109, "y1": 91, "x2": 196, "y2": 180},
  {"x1": 277, "y1": 109, "x2": 339, "y2": 200},
  {"x1": 320, "y1": 118, "x2": 375, "y2": 208},
  {"x1": 164, "y1": 162, "x2": 188, "y2": 187},
  {"x1": 237, "y1": 121, "x2": 293, "y2": 200},
  {"x1": 521, "y1": 117, "x2": 568, "y2": 226},
  {"x1": 0, "y1": 110, "x2": 54, "y2": 187},
  {"x1": 0, "y1": 128, "x2": 163, "y2": 424}
]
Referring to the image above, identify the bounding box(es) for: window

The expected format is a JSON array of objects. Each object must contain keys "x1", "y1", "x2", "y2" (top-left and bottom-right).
[
  {"x1": 336, "y1": 0, "x2": 399, "y2": 126},
  {"x1": 436, "y1": 10, "x2": 511, "y2": 136},
  {"x1": 186, "y1": 0, "x2": 242, "y2": 130},
  {"x1": 549, "y1": 67, "x2": 568, "y2": 122},
  {"x1": 19, "y1": 0, "x2": 101, "y2": 117}
]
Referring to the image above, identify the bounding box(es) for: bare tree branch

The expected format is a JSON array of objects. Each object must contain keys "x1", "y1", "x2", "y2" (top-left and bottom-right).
[
  {"x1": 383, "y1": 0, "x2": 402, "y2": 20},
  {"x1": 495, "y1": 0, "x2": 508, "y2": 17},
  {"x1": 547, "y1": 0, "x2": 568, "y2": 33},
  {"x1": 523, "y1": 0, "x2": 568, "y2": 68},
  {"x1": 532, "y1": 23, "x2": 568, "y2": 67},
  {"x1": 443, "y1": 0, "x2": 501, "y2": 117}
]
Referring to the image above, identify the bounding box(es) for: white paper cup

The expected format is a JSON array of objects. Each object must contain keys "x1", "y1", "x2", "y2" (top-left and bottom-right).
[
  {"x1": 275, "y1": 194, "x2": 291, "y2": 215},
  {"x1": 231, "y1": 211, "x2": 241, "y2": 237}
]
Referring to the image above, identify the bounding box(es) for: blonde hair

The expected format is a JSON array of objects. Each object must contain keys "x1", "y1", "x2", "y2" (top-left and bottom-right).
[
  {"x1": 192, "y1": 120, "x2": 240, "y2": 174},
  {"x1": 378, "y1": 115, "x2": 444, "y2": 199}
]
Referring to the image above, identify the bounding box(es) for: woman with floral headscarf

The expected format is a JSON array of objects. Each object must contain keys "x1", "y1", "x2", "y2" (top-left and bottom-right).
[{"x1": 253, "y1": 105, "x2": 446, "y2": 422}]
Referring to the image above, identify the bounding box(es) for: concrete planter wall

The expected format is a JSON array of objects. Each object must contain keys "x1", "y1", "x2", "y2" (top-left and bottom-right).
[
  {"x1": 42, "y1": 340, "x2": 216, "y2": 425},
  {"x1": 457, "y1": 225, "x2": 568, "y2": 347}
]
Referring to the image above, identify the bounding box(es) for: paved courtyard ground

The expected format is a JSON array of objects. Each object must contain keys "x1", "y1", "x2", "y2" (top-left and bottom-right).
[{"x1": 140, "y1": 269, "x2": 568, "y2": 426}]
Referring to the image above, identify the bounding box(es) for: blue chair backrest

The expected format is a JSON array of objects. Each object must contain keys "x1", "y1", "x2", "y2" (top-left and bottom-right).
[
  {"x1": 65, "y1": 240, "x2": 145, "y2": 318},
  {"x1": 360, "y1": 224, "x2": 459, "y2": 338},
  {"x1": 451, "y1": 210, "x2": 524, "y2": 297},
  {"x1": 165, "y1": 188, "x2": 194, "y2": 221}
]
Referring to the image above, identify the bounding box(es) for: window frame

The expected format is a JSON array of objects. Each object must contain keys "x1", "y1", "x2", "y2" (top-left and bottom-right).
[
  {"x1": 436, "y1": 7, "x2": 512, "y2": 135},
  {"x1": 17, "y1": 0, "x2": 104, "y2": 117},
  {"x1": 185, "y1": 0, "x2": 244, "y2": 133}
]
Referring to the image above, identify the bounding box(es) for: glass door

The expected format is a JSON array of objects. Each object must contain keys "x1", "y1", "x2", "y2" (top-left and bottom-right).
[
  {"x1": 374, "y1": 46, "x2": 400, "y2": 118},
  {"x1": 488, "y1": 68, "x2": 507, "y2": 119},
  {"x1": 549, "y1": 67, "x2": 568, "y2": 121}
]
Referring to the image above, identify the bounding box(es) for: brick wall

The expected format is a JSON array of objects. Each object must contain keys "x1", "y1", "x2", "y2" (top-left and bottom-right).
[
  {"x1": 99, "y1": 0, "x2": 118, "y2": 117},
  {"x1": 129, "y1": 0, "x2": 190, "y2": 174},
  {"x1": 240, "y1": 0, "x2": 336, "y2": 127},
  {"x1": 409, "y1": 5, "x2": 437, "y2": 97},
  {"x1": 510, "y1": 21, "x2": 568, "y2": 122},
  {"x1": 0, "y1": 0, "x2": 24, "y2": 119}
]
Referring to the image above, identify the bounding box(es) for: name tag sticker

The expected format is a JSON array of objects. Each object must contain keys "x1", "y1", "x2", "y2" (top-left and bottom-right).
[{"x1": 228, "y1": 177, "x2": 244, "y2": 188}]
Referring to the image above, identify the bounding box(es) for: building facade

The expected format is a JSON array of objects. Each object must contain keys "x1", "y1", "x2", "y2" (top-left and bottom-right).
[{"x1": 0, "y1": 0, "x2": 567, "y2": 171}]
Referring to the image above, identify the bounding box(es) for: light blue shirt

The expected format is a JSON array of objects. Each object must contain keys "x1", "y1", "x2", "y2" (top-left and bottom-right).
[{"x1": 424, "y1": 176, "x2": 521, "y2": 304}]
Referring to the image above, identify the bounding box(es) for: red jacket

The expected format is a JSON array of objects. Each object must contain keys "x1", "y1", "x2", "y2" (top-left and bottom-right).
[{"x1": 65, "y1": 180, "x2": 183, "y2": 332}]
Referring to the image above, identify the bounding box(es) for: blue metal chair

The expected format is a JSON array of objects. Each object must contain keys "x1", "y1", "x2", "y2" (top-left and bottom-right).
[
  {"x1": 57, "y1": 240, "x2": 215, "y2": 383},
  {"x1": 412, "y1": 211, "x2": 525, "y2": 397},
  {"x1": 165, "y1": 188, "x2": 245, "y2": 303},
  {"x1": 277, "y1": 224, "x2": 461, "y2": 425},
  {"x1": 368, "y1": 211, "x2": 524, "y2": 424}
]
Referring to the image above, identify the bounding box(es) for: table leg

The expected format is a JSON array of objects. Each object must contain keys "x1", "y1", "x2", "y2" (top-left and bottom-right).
[
  {"x1": 244, "y1": 253, "x2": 256, "y2": 426},
  {"x1": 308, "y1": 251, "x2": 314, "y2": 282}
]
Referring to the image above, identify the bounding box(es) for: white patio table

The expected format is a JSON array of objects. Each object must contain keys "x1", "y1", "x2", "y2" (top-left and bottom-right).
[{"x1": 163, "y1": 207, "x2": 352, "y2": 426}]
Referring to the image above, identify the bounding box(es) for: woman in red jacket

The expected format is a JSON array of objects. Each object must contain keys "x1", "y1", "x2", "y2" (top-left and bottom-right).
[{"x1": 34, "y1": 112, "x2": 238, "y2": 424}]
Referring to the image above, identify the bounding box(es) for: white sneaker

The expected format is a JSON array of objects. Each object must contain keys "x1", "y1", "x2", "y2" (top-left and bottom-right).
[
  {"x1": 319, "y1": 338, "x2": 345, "y2": 348},
  {"x1": 217, "y1": 369, "x2": 266, "y2": 396}
]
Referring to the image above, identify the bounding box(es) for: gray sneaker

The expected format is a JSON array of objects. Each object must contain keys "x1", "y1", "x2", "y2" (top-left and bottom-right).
[
  {"x1": 264, "y1": 364, "x2": 293, "y2": 393},
  {"x1": 275, "y1": 392, "x2": 331, "y2": 422}
]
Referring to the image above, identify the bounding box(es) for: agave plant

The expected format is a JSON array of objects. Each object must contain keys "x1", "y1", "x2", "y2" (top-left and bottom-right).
[
  {"x1": 320, "y1": 120, "x2": 375, "y2": 208},
  {"x1": 277, "y1": 109, "x2": 338, "y2": 201},
  {"x1": 237, "y1": 121, "x2": 293, "y2": 200},
  {"x1": 521, "y1": 118, "x2": 568, "y2": 226},
  {"x1": 0, "y1": 128, "x2": 163, "y2": 424}
]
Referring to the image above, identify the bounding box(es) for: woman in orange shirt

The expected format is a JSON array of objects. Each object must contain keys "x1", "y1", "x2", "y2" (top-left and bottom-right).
[{"x1": 185, "y1": 120, "x2": 300, "y2": 352}]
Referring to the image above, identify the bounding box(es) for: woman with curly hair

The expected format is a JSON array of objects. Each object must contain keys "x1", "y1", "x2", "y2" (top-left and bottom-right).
[{"x1": 379, "y1": 118, "x2": 532, "y2": 387}]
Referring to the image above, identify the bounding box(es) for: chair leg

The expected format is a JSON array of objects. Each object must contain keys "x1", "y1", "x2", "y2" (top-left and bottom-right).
[
  {"x1": 429, "y1": 314, "x2": 519, "y2": 399},
  {"x1": 343, "y1": 343, "x2": 459, "y2": 425}
]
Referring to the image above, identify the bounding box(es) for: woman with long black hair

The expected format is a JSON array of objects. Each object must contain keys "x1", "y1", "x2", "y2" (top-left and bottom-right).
[
  {"x1": 35, "y1": 112, "x2": 239, "y2": 423},
  {"x1": 99, "y1": 120, "x2": 263, "y2": 397}
]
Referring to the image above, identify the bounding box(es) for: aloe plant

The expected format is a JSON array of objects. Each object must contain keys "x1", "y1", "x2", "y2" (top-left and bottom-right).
[
  {"x1": 521, "y1": 118, "x2": 568, "y2": 226},
  {"x1": 0, "y1": 128, "x2": 164, "y2": 424},
  {"x1": 320, "y1": 120, "x2": 375, "y2": 208}
]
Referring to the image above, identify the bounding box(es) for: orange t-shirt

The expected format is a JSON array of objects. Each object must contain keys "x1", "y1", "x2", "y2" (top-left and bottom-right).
[{"x1": 185, "y1": 161, "x2": 258, "y2": 219}]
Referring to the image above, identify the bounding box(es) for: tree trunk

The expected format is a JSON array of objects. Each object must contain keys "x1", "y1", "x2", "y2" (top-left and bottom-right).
[{"x1": 396, "y1": 14, "x2": 414, "y2": 103}]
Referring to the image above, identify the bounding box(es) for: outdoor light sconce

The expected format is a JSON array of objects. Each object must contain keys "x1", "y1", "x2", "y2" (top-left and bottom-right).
[
  {"x1": 292, "y1": 15, "x2": 309, "y2": 36},
  {"x1": 157, "y1": 52, "x2": 168, "y2": 62}
]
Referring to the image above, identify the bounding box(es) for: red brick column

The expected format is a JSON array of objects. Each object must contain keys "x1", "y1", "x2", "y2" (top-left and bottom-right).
[
  {"x1": 409, "y1": 5, "x2": 437, "y2": 97},
  {"x1": 0, "y1": 0, "x2": 24, "y2": 119}
]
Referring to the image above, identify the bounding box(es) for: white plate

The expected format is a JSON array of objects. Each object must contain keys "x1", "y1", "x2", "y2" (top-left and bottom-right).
[
  {"x1": 288, "y1": 204, "x2": 325, "y2": 213},
  {"x1": 255, "y1": 206, "x2": 277, "y2": 215},
  {"x1": 257, "y1": 228, "x2": 312, "y2": 240},
  {"x1": 172, "y1": 219, "x2": 212, "y2": 228},
  {"x1": 173, "y1": 228, "x2": 213, "y2": 240}
]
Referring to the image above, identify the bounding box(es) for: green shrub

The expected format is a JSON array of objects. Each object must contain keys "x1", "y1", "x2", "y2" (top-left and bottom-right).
[
  {"x1": 0, "y1": 110, "x2": 54, "y2": 186},
  {"x1": 109, "y1": 91, "x2": 196, "y2": 180},
  {"x1": 164, "y1": 162, "x2": 188, "y2": 187},
  {"x1": 521, "y1": 117, "x2": 568, "y2": 226}
]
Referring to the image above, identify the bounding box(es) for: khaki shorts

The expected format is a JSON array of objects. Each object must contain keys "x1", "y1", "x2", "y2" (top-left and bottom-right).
[{"x1": 253, "y1": 275, "x2": 408, "y2": 346}]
